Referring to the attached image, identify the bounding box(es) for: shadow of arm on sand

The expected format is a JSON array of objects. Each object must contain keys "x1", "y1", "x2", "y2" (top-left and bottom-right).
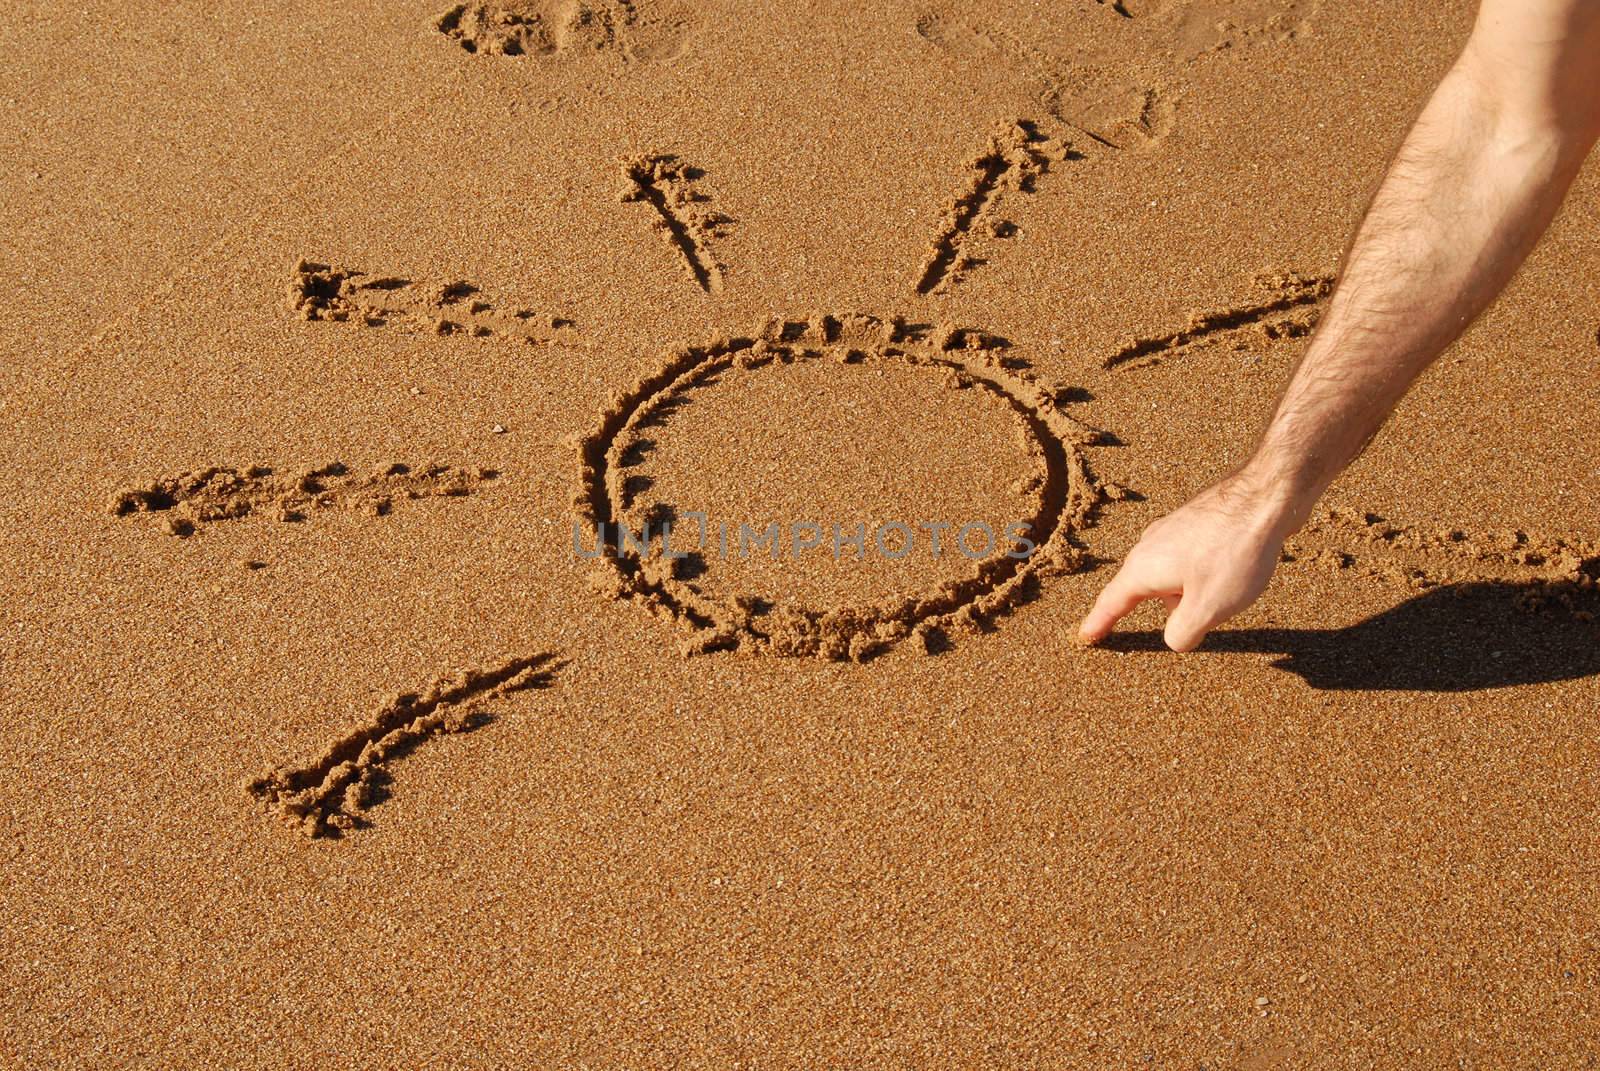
[{"x1": 1099, "y1": 581, "x2": 1600, "y2": 692}]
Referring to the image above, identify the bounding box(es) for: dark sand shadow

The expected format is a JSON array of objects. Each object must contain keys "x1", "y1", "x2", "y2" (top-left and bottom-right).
[{"x1": 1102, "y1": 581, "x2": 1600, "y2": 692}]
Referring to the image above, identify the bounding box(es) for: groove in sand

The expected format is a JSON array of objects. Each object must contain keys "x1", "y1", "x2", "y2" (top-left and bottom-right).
[
  {"x1": 288, "y1": 259, "x2": 579, "y2": 345},
  {"x1": 1102, "y1": 272, "x2": 1334, "y2": 369},
  {"x1": 620, "y1": 154, "x2": 729, "y2": 294},
  {"x1": 1284, "y1": 507, "x2": 1600, "y2": 615},
  {"x1": 247, "y1": 653, "x2": 560, "y2": 838},
  {"x1": 109, "y1": 461, "x2": 498, "y2": 536},
  {"x1": 914, "y1": 119, "x2": 1075, "y2": 296},
  {"x1": 574, "y1": 312, "x2": 1110, "y2": 660}
]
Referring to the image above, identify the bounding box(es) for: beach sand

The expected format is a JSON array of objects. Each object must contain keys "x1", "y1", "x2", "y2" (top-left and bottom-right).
[{"x1": 4, "y1": 0, "x2": 1600, "y2": 1065}]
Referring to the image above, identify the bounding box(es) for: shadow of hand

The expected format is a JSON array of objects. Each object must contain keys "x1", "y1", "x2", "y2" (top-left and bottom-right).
[{"x1": 1100, "y1": 581, "x2": 1600, "y2": 692}]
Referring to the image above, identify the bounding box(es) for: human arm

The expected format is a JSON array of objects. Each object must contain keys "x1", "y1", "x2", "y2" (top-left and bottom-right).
[{"x1": 1078, "y1": 0, "x2": 1600, "y2": 652}]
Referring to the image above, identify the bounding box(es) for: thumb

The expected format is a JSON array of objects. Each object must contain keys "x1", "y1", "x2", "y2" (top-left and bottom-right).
[{"x1": 1162, "y1": 594, "x2": 1219, "y2": 653}]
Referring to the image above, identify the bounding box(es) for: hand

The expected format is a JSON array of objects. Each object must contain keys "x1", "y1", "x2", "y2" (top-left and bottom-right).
[{"x1": 1077, "y1": 472, "x2": 1305, "y2": 652}]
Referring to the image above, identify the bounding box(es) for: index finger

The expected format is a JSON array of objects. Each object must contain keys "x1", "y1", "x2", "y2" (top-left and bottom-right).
[{"x1": 1076, "y1": 558, "x2": 1180, "y2": 646}]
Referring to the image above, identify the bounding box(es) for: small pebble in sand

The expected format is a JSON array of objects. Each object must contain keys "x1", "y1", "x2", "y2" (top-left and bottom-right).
[
  {"x1": 1255, "y1": 996, "x2": 1271, "y2": 1007},
  {"x1": 162, "y1": 517, "x2": 194, "y2": 538},
  {"x1": 492, "y1": 423, "x2": 508, "y2": 434}
]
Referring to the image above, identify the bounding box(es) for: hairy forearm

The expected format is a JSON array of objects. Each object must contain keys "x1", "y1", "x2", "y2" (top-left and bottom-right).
[
  {"x1": 1239, "y1": 56, "x2": 1595, "y2": 528},
  {"x1": 1081, "y1": 0, "x2": 1600, "y2": 651}
]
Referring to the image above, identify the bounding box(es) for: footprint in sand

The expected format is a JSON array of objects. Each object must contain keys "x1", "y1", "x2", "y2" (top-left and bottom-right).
[
  {"x1": 914, "y1": 7, "x2": 1176, "y2": 151},
  {"x1": 435, "y1": 0, "x2": 692, "y2": 63},
  {"x1": 1172, "y1": 0, "x2": 1320, "y2": 58},
  {"x1": 1090, "y1": 0, "x2": 1320, "y2": 45},
  {"x1": 915, "y1": 1, "x2": 1321, "y2": 149}
]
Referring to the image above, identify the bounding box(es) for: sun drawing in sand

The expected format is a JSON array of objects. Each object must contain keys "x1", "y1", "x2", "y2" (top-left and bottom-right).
[{"x1": 108, "y1": 2, "x2": 1368, "y2": 835}]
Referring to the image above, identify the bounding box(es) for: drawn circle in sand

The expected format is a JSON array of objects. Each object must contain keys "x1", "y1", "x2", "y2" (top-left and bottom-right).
[{"x1": 576, "y1": 313, "x2": 1105, "y2": 660}]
